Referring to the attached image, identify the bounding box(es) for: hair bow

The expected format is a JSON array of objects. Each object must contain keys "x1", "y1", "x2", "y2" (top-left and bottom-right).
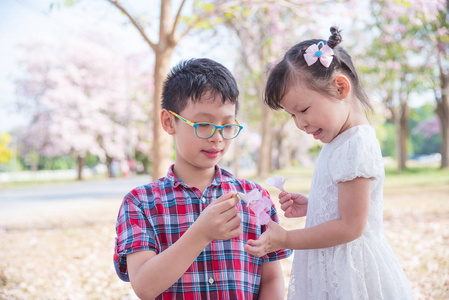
[{"x1": 303, "y1": 41, "x2": 334, "y2": 68}]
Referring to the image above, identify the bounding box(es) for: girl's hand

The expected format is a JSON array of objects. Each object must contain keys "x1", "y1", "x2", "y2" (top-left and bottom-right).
[
  {"x1": 244, "y1": 220, "x2": 287, "y2": 257},
  {"x1": 279, "y1": 191, "x2": 308, "y2": 218}
]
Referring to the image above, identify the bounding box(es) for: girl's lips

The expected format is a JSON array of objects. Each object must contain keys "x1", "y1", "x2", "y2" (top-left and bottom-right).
[
  {"x1": 202, "y1": 150, "x2": 221, "y2": 159},
  {"x1": 312, "y1": 129, "x2": 323, "y2": 140}
]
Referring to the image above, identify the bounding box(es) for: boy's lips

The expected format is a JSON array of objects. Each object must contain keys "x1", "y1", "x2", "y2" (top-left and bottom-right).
[{"x1": 201, "y1": 149, "x2": 221, "y2": 159}]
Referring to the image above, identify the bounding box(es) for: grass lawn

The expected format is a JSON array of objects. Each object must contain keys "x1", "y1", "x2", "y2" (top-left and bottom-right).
[{"x1": 0, "y1": 165, "x2": 448, "y2": 299}]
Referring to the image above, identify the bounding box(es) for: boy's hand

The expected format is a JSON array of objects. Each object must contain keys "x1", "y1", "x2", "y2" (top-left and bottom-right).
[
  {"x1": 245, "y1": 220, "x2": 286, "y2": 257},
  {"x1": 196, "y1": 193, "x2": 243, "y2": 242},
  {"x1": 279, "y1": 191, "x2": 308, "y2": 218}
]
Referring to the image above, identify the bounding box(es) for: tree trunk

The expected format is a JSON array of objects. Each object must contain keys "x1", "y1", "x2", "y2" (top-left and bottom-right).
[
  {"x1": 106, "y1": 156, "x2": 113, "y2": 178},
  {"x1": 151, "y1": 0, "x2": 175, "y2": 180},
  {"x1": 398, "y1": 102, "x2": 409, "y2": 170},
  {"x1": 151, "y1": 47, "x2": 174, "y2": 180},
  {"x1": 436, "y1": 70, "x2": 449, "y2": 169},
  {"x1": 77, "y1": 155, "x2": 85, "y2": 181},
  {"x1": 258, "y1": 104, "x2": 273, "y2": 177},
  {"x1": 233, "y1": 139, "x2": 240, "y2": 177}
]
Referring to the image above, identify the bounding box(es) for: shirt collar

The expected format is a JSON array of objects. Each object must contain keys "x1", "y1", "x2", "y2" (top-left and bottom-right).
[{"x1": 166, "y1": 164, "x2": 233, "y2": 189}]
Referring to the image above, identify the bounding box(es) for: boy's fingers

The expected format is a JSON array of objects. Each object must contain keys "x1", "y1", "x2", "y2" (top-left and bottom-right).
[
  {"x1": 212, "y1": 192, "x2": 234, "y2": 204},
  {"x1": 214, "y1": 197, "x2": 240, "y2": 214},
  {"x1": 211, "y1": 193, "x2": 240, "y2": 208}
]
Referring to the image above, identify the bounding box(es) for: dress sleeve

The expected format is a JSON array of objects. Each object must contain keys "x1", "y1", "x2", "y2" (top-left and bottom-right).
[
  {"x1": 329, "y1": 133, "x2": 384, "y2": 183},
  {"x1": 114, "y1": 188, "x2": 159, "y2": 281}
]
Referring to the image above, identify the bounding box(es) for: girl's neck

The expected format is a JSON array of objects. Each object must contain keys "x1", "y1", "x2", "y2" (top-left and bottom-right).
[{"x1": 343, "y1": 97, "x2": 370, "y2": 131}]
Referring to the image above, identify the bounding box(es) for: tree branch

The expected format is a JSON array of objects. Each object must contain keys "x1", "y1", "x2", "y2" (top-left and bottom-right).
[
  {"x1": 175, "y1": 0, "x2": 348, "y2": 43},
  {"x1": 105, "y1": 0, "x2": 156, "y2": 50},
  {"x1": 171, "y1": 0, "x2": 187, "y2": 39}
]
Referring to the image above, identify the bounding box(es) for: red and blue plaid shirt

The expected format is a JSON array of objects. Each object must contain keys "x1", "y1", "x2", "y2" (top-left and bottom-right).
[{"x1": 114, "y1": 165, "x2": 292, "y2": 299}]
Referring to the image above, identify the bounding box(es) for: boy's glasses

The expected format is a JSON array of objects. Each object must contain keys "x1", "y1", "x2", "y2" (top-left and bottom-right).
[{"x1": 168, "y1": 110, "x2": 243, "y2": 140}]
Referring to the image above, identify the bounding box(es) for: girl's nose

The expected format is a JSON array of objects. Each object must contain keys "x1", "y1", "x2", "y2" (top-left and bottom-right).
[{"x1": 294, "y1": 117, "x2": 308, "y2": 131}]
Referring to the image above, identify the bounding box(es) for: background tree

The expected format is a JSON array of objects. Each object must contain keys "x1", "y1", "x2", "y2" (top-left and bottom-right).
[
  {"x1": 15, "y1": 35, "x2": 148, "y2": 180},
  {"x1": 368, "y1": 0, "x2": 439, "y2": 172},
  {"x1": 222, "y1": 0, "x2": 357, "y2": 176},
  {"x1": 425, "y1": 0, "x2": 449, "y2": 169},
  {"x1": 103, "y1": 0, "x2": 253, "y2": 179},
  {"x1": 222, "y1": 4, "x2": 299, "y2": 177}
]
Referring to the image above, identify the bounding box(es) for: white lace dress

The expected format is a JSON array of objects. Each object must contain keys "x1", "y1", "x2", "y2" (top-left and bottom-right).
[{"x1": 288, "y1": 125, "x2": 413, "y2": 300}]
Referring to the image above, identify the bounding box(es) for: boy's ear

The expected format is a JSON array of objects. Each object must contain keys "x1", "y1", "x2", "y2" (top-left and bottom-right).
[
  {"x1": 334, "y1": 75, "x2": 351, "y2": 100},
  {"x1": 161, "y1": 109, "x2": 176, "y2": 135}
]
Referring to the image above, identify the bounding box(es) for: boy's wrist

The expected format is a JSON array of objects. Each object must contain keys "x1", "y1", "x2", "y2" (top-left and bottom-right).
[{"x1": 189, "y1": 219, "x2": 214, "y2": 247}]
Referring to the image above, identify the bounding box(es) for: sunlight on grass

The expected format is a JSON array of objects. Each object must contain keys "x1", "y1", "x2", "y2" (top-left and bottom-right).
[
  {"x1": 1, "y1": 164, "x2": 448, "y2": 299},
  {"x1": 250, "y1": 164, "x2": 449, "y2": 299}
]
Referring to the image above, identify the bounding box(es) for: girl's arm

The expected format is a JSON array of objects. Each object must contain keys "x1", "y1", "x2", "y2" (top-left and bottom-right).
[
  {"x1": 245, "y1": 177, "x2": 371, "y2": 256},
  {"x1": 258, "y1": 260, "x2": 285, "y2": 300}
]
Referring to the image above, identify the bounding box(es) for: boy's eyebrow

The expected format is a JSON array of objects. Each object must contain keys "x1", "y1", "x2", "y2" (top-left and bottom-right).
[{"x1": 192, "y1": 112, "x2": 236, "y2": 120}]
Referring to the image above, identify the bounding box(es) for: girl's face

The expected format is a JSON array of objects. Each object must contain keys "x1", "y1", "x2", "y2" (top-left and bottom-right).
[
  {"x1": 280, "y1": 80, "x2": 352, "y2": 144},
  {"x1": 172, "y1": 96, "x2": 236, "y2": 173}
]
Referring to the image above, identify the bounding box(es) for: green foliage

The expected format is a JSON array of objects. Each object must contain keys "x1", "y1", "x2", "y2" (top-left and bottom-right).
[
  {"x1": 409, "y1": 104, "x2": 441, "y2": 156},
  {"x1": 40, "y1": 156, "x2": 77, "y2": 170},
  {"x1": 410, "y1": 131, "x2": 441, "y2": 155},
  {"x1": 384, "y1": 165, "x2": 449, "y2": 187},
  {"x1": 308, "y1": 142, "x2": 323, "y2": 158},
  {"x1": 85, "y1": 153, "x2": 100, "y2": 168},
  {"x1": 379, "y1": 121, "x2": 396, "y2": 157},
  {"x1": 0, "y1": 133, "x2": 12, "y2": 165}
]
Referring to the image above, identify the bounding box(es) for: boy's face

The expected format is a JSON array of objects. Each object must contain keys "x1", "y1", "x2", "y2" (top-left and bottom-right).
[{"x1": 171, "y1": 95, "x2": 237, "y2": 173}]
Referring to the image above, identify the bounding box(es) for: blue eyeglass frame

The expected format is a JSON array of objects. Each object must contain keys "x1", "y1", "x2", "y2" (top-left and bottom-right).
[{"x1": 168, "y1": 110, "x2": 243, "y2": 140}]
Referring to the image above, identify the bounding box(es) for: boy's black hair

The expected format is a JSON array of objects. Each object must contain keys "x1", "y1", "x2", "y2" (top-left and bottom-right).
[
  {"x1": 265, "y1": 26, "x2": 372, "y2": 112},
  {"x1": 162, "y1": 58, "x2": 239, "y2": 114}
]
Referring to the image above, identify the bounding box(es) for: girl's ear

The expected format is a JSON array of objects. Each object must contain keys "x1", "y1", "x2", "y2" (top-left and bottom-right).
[
  {"x1": 161, "y1": 109, "x2": 176, "y2": 135},
  {"x1": 334, "y1": 75, "x2": 351, "y2": 100}
]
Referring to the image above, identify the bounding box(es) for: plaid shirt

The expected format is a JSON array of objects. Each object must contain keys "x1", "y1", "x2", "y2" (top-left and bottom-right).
[{"x1": 114, "y1": 165, "x2": 292, "y2": 299}]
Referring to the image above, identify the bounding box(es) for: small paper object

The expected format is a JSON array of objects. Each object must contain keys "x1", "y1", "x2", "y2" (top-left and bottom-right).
[
  {"x1": 264, "y1": 175, "x2": 290, "y2": 192},
  {"x1": 236, "y1": 189, "x2": 272, "y2": 225}
]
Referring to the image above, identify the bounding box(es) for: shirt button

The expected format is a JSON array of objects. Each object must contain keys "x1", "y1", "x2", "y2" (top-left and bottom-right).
[
  {"x1": 208, "y1": 277, "x2": 214, "y2": 284},
  {"x1": 201, "y1": 197, "x2": 207, "y2": 203}
]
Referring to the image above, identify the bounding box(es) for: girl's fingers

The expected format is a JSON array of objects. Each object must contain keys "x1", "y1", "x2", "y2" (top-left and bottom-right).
[
  {"x1": 280, "y1": 199, "x2": 293, "y2": 212},
  {"x1": 279, "y1": 193, "x2": 291, "y2": 204},
  {"x1": 244, "y1": 243, "x2": 264, "y2": 257}
]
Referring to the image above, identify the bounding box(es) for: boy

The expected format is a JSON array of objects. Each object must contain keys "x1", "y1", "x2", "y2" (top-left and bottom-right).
[{"x1": 114, "y1": 58, "x2": 292, "y2": 299}]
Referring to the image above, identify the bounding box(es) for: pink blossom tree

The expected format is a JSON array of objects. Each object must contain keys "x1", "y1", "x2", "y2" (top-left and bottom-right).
[
  {"x1": 15, "y1": 36, "x2": 150, "y2": 180},
  {"x1": 101, "y1": 0, "x2": 263, "y2": 180},
  {"x1": 368, "y1": 0, "x2": 447, "y2": 171},
  {"x1": 222, "y1": 0, "x2": 360, "y2": 175}
]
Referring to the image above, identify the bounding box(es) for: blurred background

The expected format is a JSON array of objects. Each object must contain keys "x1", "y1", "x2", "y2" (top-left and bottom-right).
[{"x1": 0, "y1": 0, "x2": 448, "y2": 299}]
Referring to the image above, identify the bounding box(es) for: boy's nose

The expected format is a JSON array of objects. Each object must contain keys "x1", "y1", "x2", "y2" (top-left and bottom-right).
[{"x1": 209, "y1": 128, "x2": 224, "y2": 141}]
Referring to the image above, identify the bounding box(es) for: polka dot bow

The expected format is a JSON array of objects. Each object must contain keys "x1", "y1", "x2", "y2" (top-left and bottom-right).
[{"x1": 303, "y1": 41, "x2": 334, "y2": 68}]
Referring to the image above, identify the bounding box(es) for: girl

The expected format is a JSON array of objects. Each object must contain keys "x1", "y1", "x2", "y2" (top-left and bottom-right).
[{"x1": 245, "y1": 27, "x2": 414, "y2": 299}]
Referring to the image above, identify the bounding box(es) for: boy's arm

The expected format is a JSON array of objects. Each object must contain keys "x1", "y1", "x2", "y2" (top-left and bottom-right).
[
  {"x1": 258, "y1": 260, "x2": 285, "y2": 300},
  {"x1": 126, "y1": 193, "x2": 242, "y2": 299}
]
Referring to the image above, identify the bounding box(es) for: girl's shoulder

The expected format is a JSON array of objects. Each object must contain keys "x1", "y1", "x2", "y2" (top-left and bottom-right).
[
  {"x1": 331, "y1": 125, "x2": 377, "y2": 148},
  {"x1": 326, "y1": 125, "x2": 384, "y2": 182}
]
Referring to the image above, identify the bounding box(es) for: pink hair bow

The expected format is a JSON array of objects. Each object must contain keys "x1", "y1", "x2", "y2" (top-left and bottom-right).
[{"x1": 303, "y1": 41, "x2": 334, "y2": 68}]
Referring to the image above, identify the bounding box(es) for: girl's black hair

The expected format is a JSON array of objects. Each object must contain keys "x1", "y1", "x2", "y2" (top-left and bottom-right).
[
  {"x1": 265, "y1": 26, "x2": 372, "y2": 111},
  {"x1": 162, "y1": 58, "x2": 239, "y2": 114}
]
